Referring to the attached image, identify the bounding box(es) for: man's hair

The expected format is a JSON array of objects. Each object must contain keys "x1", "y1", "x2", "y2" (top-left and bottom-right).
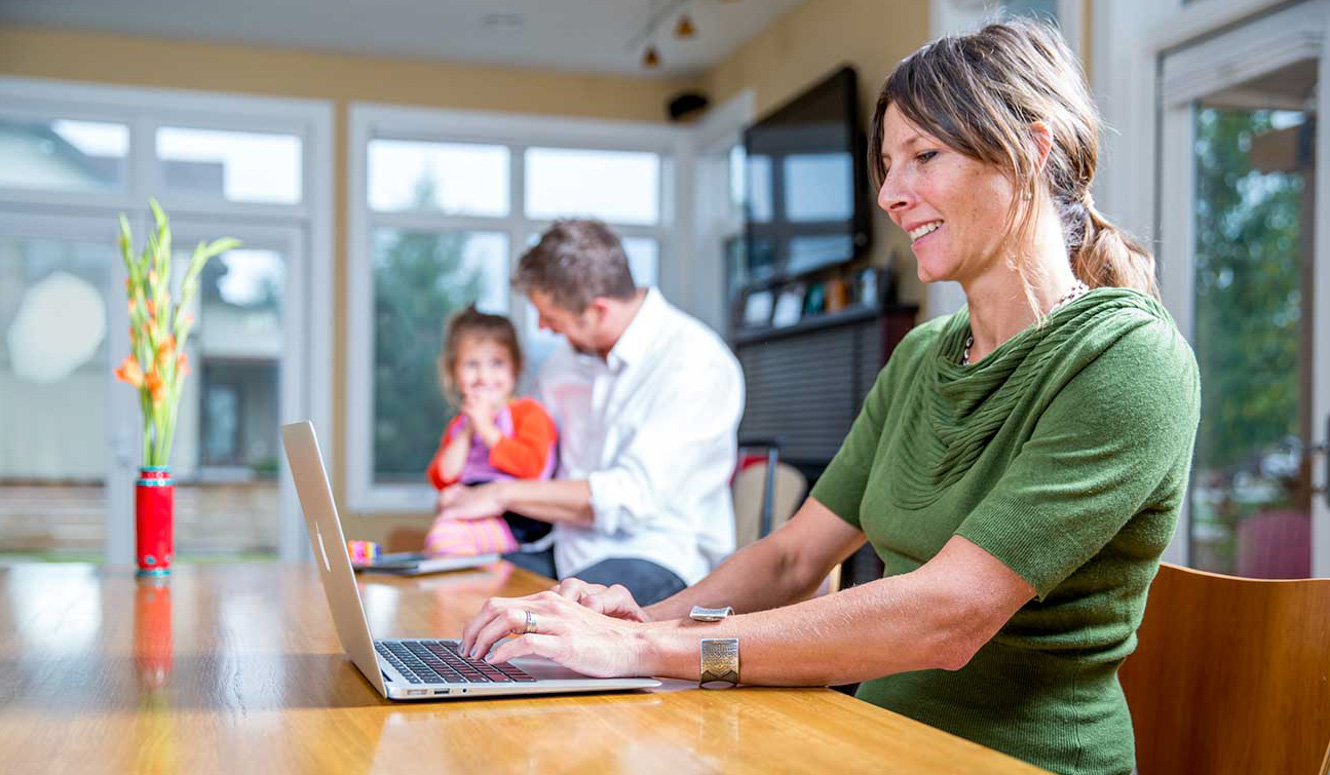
[{"x1": 513, "y1": 219, "x2": 637, "y2": 313}]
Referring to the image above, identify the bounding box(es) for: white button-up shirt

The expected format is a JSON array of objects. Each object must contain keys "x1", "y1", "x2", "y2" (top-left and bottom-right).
[{"x1": 537, "y1": 289, "x2": 745, "y2": 585}]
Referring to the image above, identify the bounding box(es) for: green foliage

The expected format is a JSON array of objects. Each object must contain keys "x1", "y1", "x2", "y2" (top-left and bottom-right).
[
  {"x1": 371, "y1": 177, "x2": 482, "y2": 480},
  {"x1": 1192, "y1": 108, "x2": 1305, "y2": 477}
]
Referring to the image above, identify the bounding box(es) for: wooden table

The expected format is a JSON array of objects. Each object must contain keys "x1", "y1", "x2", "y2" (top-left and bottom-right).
[{"x1": 0, "y1": 562, "x2": 1049, "y2": 773}]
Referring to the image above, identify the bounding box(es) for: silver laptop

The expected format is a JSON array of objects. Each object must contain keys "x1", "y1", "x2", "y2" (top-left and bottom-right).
[{"x1": 281, "y1": 420, "x2": 661, "y2": 701}]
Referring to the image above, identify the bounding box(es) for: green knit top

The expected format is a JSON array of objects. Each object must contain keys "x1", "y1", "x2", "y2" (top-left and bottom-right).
[{"x1": 810, "y1": 288, "x2": 1200, "y2": 775}]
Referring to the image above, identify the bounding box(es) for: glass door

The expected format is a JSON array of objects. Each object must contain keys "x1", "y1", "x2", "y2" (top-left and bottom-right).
[
  {"x1": 0, "y1": 213, "x2": 131, "y2": 560},
  {"x1": 169, "y1": 221, "x2": 304, "y2": 560},
  {"x1": 1159, "y1": 0, "x2": 1330, "y2": 577}
]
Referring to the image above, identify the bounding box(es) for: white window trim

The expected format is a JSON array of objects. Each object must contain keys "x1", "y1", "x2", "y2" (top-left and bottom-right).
[
  {"x1": 346, "y1": 102, "x2": 690, "y2": 513},
  {"x1": 689, "y1": 89, "x2": 756, "y2": 333},
  {"x1": 1094, "y1": 0, "x2": 1330, "y2": 572},
  {"x1": 0, "y1": 76, "x2": 335, "y2": 563}
]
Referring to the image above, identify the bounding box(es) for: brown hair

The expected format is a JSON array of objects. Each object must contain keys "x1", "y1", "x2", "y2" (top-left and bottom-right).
[
  {"x1": 513, "y1": 219, "x2": 637, "y2": 313},
  {"x1": 438, "y1": 306, "x2": 522, "y2": 400},
  {"x1": 869, "y1": 17, "x2": 1159, "y2": 306}
]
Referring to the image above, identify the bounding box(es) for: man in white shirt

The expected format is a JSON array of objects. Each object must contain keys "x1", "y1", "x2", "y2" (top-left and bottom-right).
[{"x1": 437, "y1": 219, "x2": 745, "y2": 605}]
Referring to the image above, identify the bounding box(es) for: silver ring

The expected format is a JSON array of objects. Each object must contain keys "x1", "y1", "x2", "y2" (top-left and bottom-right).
[{"x1": 524, "y1": 610, "x2": 537, "y2": 635}]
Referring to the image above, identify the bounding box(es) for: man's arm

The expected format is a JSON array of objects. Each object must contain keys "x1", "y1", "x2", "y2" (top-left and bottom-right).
[
  {"x1": 438, "y1": 478, "x2": 594, "y2": 527},
  {"x1": 497, "y1": 479, "x2": 593, "y2": 526}
]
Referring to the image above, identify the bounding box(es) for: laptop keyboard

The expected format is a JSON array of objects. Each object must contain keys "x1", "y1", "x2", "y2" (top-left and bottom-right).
[{"x1": 376, "y1": 640, "x2": 537, "y2": 685}]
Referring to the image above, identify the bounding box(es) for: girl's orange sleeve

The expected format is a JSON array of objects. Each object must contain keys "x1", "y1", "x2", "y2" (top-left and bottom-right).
[
  {"x1": 427, "y1": 415, "x2": 468, "y2": 490},
  {"x1": 489, "y1": 398, "x2": 558, "y2": 480}
]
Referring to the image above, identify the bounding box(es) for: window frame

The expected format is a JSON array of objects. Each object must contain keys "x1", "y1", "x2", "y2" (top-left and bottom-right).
[
  {"x1": 0, "y1": 76, "x2": 335, "y2": 563},
  {"x1": 346, "y1": 102, "x2": 688, "y2": 513}
]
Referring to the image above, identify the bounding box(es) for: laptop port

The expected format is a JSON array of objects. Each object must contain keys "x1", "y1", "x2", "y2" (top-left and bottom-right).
[
  {"x1": 434, "y1": 689, "x2": 449, "y2": 695},
  {"x1": 406, "y1": 689, "x2": 426, "y2": 697}
]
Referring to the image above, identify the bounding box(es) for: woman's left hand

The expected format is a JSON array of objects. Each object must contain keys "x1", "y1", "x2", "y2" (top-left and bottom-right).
[{"x1": 459, "y1": 589, "x2": 656, "y2": 678}]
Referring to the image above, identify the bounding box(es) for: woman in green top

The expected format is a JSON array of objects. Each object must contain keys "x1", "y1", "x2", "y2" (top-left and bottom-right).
[{"x1": 459, "y1": 18, "x2": 1199, "y2": 775}]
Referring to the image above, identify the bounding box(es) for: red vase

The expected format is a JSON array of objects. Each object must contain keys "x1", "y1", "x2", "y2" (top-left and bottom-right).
[{"x1": 136, "y1": 466, "x2": 174, "y2": 577}]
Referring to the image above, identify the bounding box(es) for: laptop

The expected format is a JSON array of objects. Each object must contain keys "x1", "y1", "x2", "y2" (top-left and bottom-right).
[
  {"x1": 353, "y1": 550, "x2": 500, "y2": 577},
  {"x1": 281, "y1": 420, "x2": 661, "y2": 700}
]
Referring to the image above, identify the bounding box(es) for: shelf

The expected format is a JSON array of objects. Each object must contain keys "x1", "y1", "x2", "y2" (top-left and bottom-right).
[{"x1": 733, "y1": 305, "x2": 911, "y2": 345}]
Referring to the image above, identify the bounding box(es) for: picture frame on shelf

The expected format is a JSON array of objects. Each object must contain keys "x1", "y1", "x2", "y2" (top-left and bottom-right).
[
  {"x1": 772, "y1": 284, "x2": 805, "y2": 328},
  {"x1": 803, "y1": 282, "x2": 826, "y2": 317},
  {"x1": 742, "y1": 288, "x2": 774, "y2": 329}
]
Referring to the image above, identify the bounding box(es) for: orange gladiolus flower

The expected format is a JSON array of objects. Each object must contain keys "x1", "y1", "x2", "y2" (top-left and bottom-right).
[
  {"x1": 177, "y1": 352, "x2": 190, "y2": 378},
  {"x1": 114, "y1": 356, "x2": 144, "y2": 388},
  {"x1": 156, "y1": 335, "x2": 176, "y2": 368},
  {"x1": 145, "y1": 318, "x2": 159, "y2": 341},
  {"x1": 144, "y1": 370, "x2": 165, "y2": 405},
  {"x1": 147, "y1": 269, "x2": 158, "y2": 288},
  {"x1": 145, "y1": 299, "x2": 156, "y2": 317}
]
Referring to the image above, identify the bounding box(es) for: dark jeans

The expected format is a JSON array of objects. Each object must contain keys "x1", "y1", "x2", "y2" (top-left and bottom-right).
[{"x1": 502, "y1": 549, "x2": 687, "y2": 606}]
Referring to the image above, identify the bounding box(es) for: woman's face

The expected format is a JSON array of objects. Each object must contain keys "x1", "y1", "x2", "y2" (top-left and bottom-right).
[
  {"x1": 876, "y1": 104, "x2": 1019, "y2": 286},
  {"x1": 453, "y1": 335, "x2": 516, "y2": 405}
]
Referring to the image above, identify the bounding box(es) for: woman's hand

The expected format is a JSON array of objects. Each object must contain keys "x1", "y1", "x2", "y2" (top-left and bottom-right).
[
  {"x1": 459, "y1": 589, "x2": 657, "y2": 678},
  {"x1": 551, "y1": 578, "x2": 651, "y2": 623}
]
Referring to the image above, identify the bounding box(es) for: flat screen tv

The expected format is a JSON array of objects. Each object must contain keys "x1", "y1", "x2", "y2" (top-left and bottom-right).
[{"x1": 742, "y1": 65, "x2": 871, "y2": 281}]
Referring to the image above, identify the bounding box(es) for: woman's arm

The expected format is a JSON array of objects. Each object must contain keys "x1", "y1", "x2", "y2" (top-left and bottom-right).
[
  {"x1": 648, "y1": 497, "x2": 866, "y2": 620},
  {"x1": 644, "y1": 535, "x2": 1034, "y2": 685},
  {"x1": 465, "y1": 534, "x2": 1035, "y2": 685},
  {"x1": 548, "y1": 497, "x2": 865, "y2": 623}
]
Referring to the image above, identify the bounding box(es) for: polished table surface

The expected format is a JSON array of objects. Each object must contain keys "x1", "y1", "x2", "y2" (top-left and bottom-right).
[{"x1": 0, "y1": 562, "x2": 1050, "y2": 773}]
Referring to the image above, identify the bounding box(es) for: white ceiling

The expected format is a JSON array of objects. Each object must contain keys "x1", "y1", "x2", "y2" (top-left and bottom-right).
[{"x1": 0, "y1": 0, "x2": 806, "y2": 78}]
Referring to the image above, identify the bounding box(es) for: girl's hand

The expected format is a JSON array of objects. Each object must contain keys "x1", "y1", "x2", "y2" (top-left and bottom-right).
[
  {"x1": 461, "y1": 393, "x2": 501, "y2": 447},
  {"x1": 551, "y1": 578, "x2": 652, "y2": 623},
  {"x1": 460, "y1": 589, "x2": 658, "y2": 678}
]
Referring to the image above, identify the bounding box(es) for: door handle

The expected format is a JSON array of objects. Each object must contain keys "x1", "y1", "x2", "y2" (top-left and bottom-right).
[{"x1": 1311, "y1": 415, "x2": 1329, "y2": 507}]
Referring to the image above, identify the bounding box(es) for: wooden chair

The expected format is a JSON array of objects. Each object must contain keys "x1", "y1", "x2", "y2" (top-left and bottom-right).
[
  {"x1": 1119, "y1": 563, "x2": 1330, "y2": 774},
  {"x1": 730, "y1": 443, "x2": 835, "y2": 593},
  {"x1": 732, "y1": 461, "x2": 808, "y2": 549}
]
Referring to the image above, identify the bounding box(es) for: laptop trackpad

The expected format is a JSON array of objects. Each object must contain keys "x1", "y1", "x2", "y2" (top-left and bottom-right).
[{"x1": 507, "y1": 655, "x2": 598, "y2": 681}]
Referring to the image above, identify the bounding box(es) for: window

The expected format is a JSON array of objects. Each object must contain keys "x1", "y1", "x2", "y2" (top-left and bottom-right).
[
  {"x1": 525, "y1": 147, "x2": 661, "y2": 224},
  {"x1": 0, "y1": 117, "x2": 129, "y2": 193},
  {"x1": 348, "y1": 104, "x2": 681, "y2": 511},
  {"x1": 368, "y1": 140, "x2": 509, "y2": 215},
  {"x1": 156, "y1": 127, "x2": 302, "y2": 204},
  {"x1": 370, "y1": 229, "x2": 509, "y2": 484},
  {"x1": 0, "y1": 78, "x2": 333, "y2": 563}
]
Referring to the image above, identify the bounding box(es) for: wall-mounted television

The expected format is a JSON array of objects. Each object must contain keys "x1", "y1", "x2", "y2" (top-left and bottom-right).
[{"x1": 742, "y1": 65, "x2": 872, "y2": 282}]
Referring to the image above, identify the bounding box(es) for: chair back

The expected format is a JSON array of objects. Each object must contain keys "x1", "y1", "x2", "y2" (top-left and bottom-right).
[
  {"x1": 1119, "y1": 563, "x2": 1330, "y2": 774},
  {"x1": 732, "y1": 462, "x2": 807, "y2": 550}
]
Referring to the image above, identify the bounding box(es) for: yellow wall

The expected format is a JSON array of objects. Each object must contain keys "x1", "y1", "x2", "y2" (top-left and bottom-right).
[
  {"x1": 703, "y1": 0, "x2": 931, "y2": 309},
  {"x1": 0, "y1": 25, "x2": 694, "y2": 540}
]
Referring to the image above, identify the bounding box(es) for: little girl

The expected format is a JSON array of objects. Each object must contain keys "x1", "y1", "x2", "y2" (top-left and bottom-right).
[{"x1": 425, "y1": 306, "x2": 557, "y2": 556}]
